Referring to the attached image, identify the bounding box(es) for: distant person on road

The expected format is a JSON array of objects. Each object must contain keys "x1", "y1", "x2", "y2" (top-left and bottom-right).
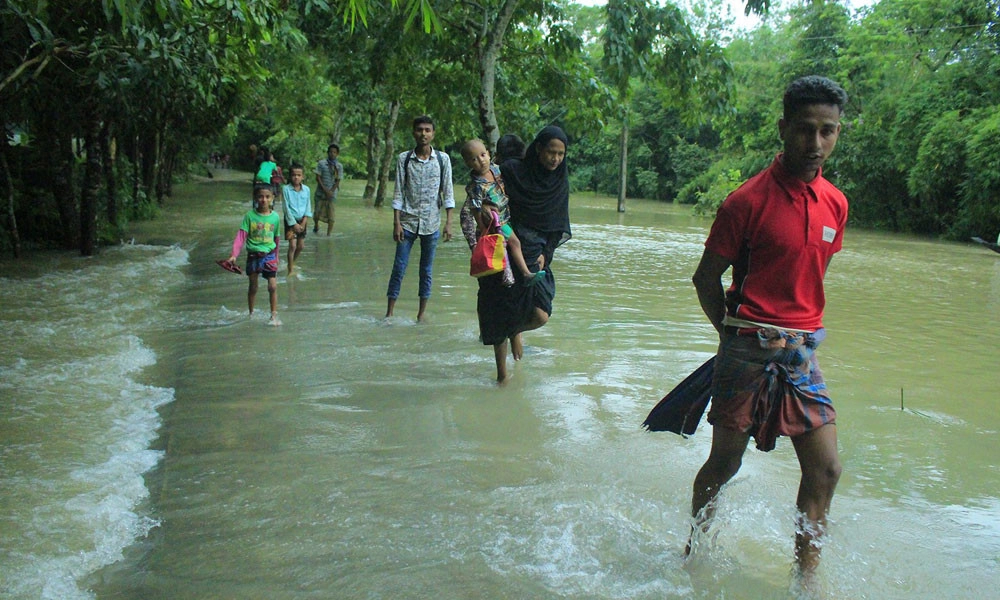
[
  {"x1": 314, "y1": 144, "x2": 343, "y2": 236},
  {"x1": 384, "y1": 115, "x2": 454, "y2": 322},
  {"x1": 686, "y1": 75, "x2": 849, "y2": 590},
  {"x1": 255, "y1": 149, "x2": 283, "y2": 198},
  {"x1": 282, "y1": 163, "x2": 312, "y2": 277}
]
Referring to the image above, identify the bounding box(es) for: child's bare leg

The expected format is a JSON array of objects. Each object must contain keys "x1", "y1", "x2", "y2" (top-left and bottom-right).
[
  {"x1": 268, "y1": 277, "x2": 278, "y2": 314},
  {"x1": 267, "y1": 276, "x2": 281, "y2": 325},
  {"x1": 247, "y1": 273, "x2": 260, "y2": 315},
  {"x1": 506, "y1": 233, "x2": 533, "y2": 277},
  {"x1": 286, "y1": 239, "x2": 297, "y2": 275},
  {"x1": 293, "y1": 239, "x2": 303, "y2": 271},
  {"x1": 507, "y1": 233, "x2": 545, "y2": 284}
]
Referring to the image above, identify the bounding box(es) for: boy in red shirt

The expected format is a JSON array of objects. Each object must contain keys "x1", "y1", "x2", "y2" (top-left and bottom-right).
[{"x1": 688, "y1": 75, "x2": 848, "y2": 588}]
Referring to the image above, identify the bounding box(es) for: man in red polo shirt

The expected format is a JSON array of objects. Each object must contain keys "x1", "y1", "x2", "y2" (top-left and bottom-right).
[{"x1": 688, "y1": 75, "x2": 848, "y2": 586}]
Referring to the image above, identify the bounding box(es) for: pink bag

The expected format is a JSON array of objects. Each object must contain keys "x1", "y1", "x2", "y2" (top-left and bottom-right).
[{"x1": 470, "y1": 218, "x2": 507, "y2": 277}]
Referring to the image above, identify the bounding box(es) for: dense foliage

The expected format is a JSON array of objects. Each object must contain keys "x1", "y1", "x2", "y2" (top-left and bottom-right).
[{"x1": 2, "y1": 0, "x2": 998, "y2": 257}]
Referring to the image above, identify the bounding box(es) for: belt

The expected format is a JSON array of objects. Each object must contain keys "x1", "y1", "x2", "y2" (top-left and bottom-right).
[{"x1": 724, "y1": 325, "x2": 762, "y2": 337}]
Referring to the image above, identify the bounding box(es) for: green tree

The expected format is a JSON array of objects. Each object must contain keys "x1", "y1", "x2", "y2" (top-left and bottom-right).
[
  {"x1": 602, "y1": 0, "x2": 732, "y2": 211},
  {"x1": 1, "y1": 0, "x2": 289, "y2": 255},
  {"x1": 836, "y1": 0, "x2": 997, "y2": 237}
]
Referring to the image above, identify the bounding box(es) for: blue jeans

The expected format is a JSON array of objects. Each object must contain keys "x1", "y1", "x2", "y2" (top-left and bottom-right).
[{"x1": 386, "y1": 229, "x2": 439, "y2": 299}]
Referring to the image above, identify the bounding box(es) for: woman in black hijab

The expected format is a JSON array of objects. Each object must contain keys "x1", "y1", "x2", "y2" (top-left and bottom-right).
[{"x1": 477, "y1": 126, "x2": 571, "y2": 382}]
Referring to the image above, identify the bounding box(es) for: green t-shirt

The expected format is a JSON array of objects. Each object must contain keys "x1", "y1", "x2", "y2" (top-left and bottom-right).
[
  {"x1": 240, "y1": 209, "x2": 280, "y2": 254},
  {"x1": 256, "y1": 160, "x2": 278, "y2": 183}
]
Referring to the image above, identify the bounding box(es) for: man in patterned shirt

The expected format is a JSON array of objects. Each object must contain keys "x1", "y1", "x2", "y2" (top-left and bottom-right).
[
  {"x1": 385, "y1": 115, "x2": 454, "y2": 322},
  {"x1": 313, "y1": 144, "x2": 342, "y2": 235}
]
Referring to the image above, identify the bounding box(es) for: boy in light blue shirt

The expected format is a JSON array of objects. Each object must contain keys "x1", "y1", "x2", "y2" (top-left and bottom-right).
[{"x1": 281, "y1": 164, "x2": 312, "y2": 276}]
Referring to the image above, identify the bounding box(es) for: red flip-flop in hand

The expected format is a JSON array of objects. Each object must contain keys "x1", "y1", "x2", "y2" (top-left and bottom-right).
[{"x1": 216, "y1": 259, "x2": 243, "y2": 275}]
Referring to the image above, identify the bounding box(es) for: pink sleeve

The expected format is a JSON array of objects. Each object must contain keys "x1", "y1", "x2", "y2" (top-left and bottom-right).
[{"x1": 231, "y1": 229, "x2": 248, "y2": 257}]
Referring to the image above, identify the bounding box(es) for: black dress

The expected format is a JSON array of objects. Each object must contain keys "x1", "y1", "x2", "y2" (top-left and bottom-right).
[{"x1": 477, "y1": 126, "x2": 572, "y2": 345}]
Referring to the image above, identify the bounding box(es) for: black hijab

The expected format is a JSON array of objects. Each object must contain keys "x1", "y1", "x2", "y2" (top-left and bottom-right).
[{"x1": 502, "y1": 126, "x2": 571, "y2": 244}]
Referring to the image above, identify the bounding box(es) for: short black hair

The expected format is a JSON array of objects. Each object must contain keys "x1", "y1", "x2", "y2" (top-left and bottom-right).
[
  {"x1": 783, "y1": 76, "x2": 847, "y2": 119},
  {"x1": 289, "y1": 162, "x2": 305, "y2": 172},
  {"x1": 496, "y1": 134, "x2": 526, "y2": 161},
  {"x1": 327, "y1": 144, "x2": 339, "y2": 153},
  {"x1": 413, "y1": 115, "x2": 434, "y2": 129}
]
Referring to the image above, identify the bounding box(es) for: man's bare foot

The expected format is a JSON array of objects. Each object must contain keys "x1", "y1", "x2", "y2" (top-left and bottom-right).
[
  {"x1": 791, "y1": 566, "x2": 824, "y2": 599},
  {"x1": 497, "y1": 372, "x2": 511, "y2": 385},
  {"x1": 416, "y1": 298, "x2": 428, "y2": 323},
  {"x1": 268, "y1": 313, "x2": 282, "y2": 326},
  {"x1": 510, "y1": 334, "x2": 523, "y2": 360}
]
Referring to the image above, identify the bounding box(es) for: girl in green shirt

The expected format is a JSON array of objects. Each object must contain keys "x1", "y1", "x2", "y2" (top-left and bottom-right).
[{"x1": 225, "y1": 183, "x2": 282, "y2": 325}]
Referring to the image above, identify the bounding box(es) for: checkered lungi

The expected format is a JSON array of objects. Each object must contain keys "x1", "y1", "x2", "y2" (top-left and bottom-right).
[{"x1": 708, "y1": 327, "x2": 836, "y2": 451}]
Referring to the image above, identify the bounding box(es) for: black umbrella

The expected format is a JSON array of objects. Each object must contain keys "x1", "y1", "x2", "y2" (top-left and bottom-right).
[{"x1": 642, "y1": 356, "x2": 715, "y2": 436}]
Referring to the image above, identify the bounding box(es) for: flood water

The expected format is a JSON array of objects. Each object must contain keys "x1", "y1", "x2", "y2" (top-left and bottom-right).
[{"x1": 2, "y1": 171, "x2": 998, "y2": 599}]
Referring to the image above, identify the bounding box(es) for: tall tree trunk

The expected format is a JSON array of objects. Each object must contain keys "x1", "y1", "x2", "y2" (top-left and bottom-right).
[
  {"x1": 156, "y1": 133, "x2": 172, "y2": 201},
  {"x1": 617, "y1": 117, "x2": 628, "y2": 213},
  {"x1": 477, "y1": 52, "x2": 500, "y2": 150},
  {"x1": 374, "y1": 99, "x2": 400, "y2": 209},
  {"x1": 0, "y1": 116, "x2": 22, "y2": 258},
  {"x1": 476, "y1": 0, "x2": 520, "y2": 150},
  {"x1": 101, "y1": 120, "x2": 117, "y2": 229},
  {"x1": 80, "y1": 114, "x2": 102, "y2": 256},
  {"x1": 122, "y1": 134, "x2": 140, "y2": 213},
  {"x1": 140, "y1": 131, "x2": 157, "y2": 206},
  {"x1": 51, "y1": 129, "x2": 80, "y2": 249},
  {"x1": 159, "y1": 144, "x2": 174, "y2": 199},
  {"x1": 331, "y1": 111, "x2": 347, "y2": 146},
  {"x1": 363, "y1": 109, "x2": 379, "y2": 204},
  {"x1": 131, "y1": 137, "x2": 141, "y2": 215}
]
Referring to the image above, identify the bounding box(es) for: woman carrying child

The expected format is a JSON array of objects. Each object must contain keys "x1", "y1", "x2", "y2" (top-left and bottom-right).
[
  {"x1": 500, "y1": 126, "x2": 571, "y2": 355},
  {"x1": 462, "y1": 128, "x2": 571, "y2": 382}
]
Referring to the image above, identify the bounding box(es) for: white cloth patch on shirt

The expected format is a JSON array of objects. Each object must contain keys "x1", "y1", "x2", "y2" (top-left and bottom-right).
[{"x1": 822, "y1": 225, "x2": 836, "y2": 243}]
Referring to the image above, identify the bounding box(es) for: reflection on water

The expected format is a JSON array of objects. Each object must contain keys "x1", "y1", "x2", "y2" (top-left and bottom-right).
[{"x1": 1, "y1": 182, "x2": 998, "y2": 599}]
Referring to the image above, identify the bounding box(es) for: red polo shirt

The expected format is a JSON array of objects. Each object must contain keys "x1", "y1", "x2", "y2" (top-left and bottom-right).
[{"x1": 705, "y1": 154, "x2": 848, "y2": 331}]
